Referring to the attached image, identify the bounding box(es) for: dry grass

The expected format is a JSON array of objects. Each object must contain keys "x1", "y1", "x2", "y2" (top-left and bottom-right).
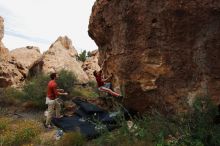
[
  {"x1": 70, "y1": 86, "x2": 98, "y2": 99},
  {"x1": 0, "y1": 117, "x2": 42, "y2": 146},
  {"x1": 56, "y1": 132, "x2": 85, "y2": 146}
]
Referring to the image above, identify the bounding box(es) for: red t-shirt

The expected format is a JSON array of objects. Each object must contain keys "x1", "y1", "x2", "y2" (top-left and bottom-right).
[
  {"x1": 94, "y1": 74, "x2": 104, "y2": 87},
  {"x1": 47, "y1": 80, "x2": 58, "y2": 100}
]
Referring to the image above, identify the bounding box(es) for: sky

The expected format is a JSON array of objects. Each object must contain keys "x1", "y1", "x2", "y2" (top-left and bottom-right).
[{"x1": 0, "y1": 0, "x2": 97, "y2": 53}]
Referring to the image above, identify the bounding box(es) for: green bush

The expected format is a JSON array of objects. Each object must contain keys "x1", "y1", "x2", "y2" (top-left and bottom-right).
[
  {"x1": 56, "y1": 70, "x2": 77, "y2": 93},
  {"x1": 87, "y1": 51, "x2": 92, "y2": 57},
  {"x1": 22, "y1": 74, "x2": 50, "y2": 108},
  {"x1": 91, "y1": 97, "x2": 220, "y2": 146},
  {"x1": 174, "y1": 97, "x2": 220, "y2": 146},
  {"x1": 0, "y1": 70, "x2": 95, "y2": 109},
  {"x1": 77, "y1": 50, "x2": 87, "y2": 62},
  {"x1": 0, "y1": 87, "x2": 24, "y2": 105},
  {"x1": 87, "y1": 81, "x2": 96, "y2": 89},
  {"x1": 70, "y1": 86, "x2": 98, "y2": 99},
  {"x1": 145, "y1": 97, "x2": 220, "y2": 146},
  {"x1": 21, "y1": 70, "x2": 76, "y2": 109}
]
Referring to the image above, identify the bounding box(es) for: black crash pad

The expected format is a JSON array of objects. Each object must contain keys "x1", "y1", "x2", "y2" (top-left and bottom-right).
[
  {"x1": 52, "y1": 116, "x2": 100, "y2": 139},
  {"x1": 73, "y1": 98, "x2": 104, "y2": 114},
  {"x1": 52, "y1": 98, "x2": 121, "y2": 139}
]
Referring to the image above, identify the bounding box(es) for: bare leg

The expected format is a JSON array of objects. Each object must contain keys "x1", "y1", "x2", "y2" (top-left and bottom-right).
[{"x1": 99, "y1": 86, "x2": 120, "y2": 97}]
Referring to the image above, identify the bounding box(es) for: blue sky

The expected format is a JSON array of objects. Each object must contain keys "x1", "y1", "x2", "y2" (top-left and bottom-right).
[{"x1": 0, "y1": 0, "x2": 97, "y2": 53}]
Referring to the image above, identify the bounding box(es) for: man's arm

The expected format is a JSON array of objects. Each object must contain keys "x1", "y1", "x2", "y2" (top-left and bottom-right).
[
  {"x1": 57, "y1": 89, "x2": 68, "y2": 95},
  {"x1": 57, "y1": 89, "x2": 64, "y2": 92},
  {"x1": 102, "y1": 73, "x2": 113, "y2": 82},
  {"x1": 52, "y1": 87, "x2": 68, "y2": 96},
  {"x1": 58, "y1": 92, "x2": 68, "y2": 96},
  {"x1": 100, "y1": 58, "x2": 107, "y2": 71}
]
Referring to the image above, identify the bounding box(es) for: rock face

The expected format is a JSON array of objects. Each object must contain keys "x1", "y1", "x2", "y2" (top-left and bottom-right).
[
  {"x1": 42, "y1": 36, "x2": 89, "y2": 83},
  {"x1": 0, "y1": 42, "x2": 9, "y2": 61},
  {"x1": 89, "y1": 0, "x2": 220, "y2": 113},
  {"x1": 0, "y1": 16, "x2": 3, "y2": 41},
  {"x1": 10, "y1": 46, "x2": 42, "y2": 77},
  {"x1": 0, "y1": 17, "x2": 42, "y2": 87},
  {"x1": 0, "y1": 16, "x2": 9, "y2": 61},
  {"x1": 82, "y1": 50, "x2": 100, "y2": 80},
  {"x1": 0, "y1": 59, "x2": 25, "y2": 87},
  {"x1": 0, "y1": 48, "x2": 25, "y2": 87},
  {"x1": 0, "y1": 16, "x2": 24, "y2": 87}
]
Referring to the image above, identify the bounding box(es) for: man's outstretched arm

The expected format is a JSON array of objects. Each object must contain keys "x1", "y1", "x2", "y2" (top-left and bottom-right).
[{"x1": 102, "y1": 73, "x2": 113, "y2": 82}]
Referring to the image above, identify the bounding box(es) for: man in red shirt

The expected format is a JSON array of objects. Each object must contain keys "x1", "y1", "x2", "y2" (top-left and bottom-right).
[
  {"x1": 45, "y1": 72, "x2": 68, "y2": 128},
  {"x1": 93, "y1": 70, "x2": 123, "y2": 98}
]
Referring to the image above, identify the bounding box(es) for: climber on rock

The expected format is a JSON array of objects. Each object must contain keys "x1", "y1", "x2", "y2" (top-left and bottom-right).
[{"x1": 93, "y1": 70, "x2": 123, "y2": 99}]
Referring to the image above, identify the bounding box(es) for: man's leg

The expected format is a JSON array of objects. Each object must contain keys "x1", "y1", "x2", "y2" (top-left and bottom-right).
[
  {"x1": 99, "y1": 86, "x2": 120, "y2": 97},
  {"x1": 104, "y1": 83, "x2": 111, "y2": 89},
  {"x1": 46, "y1": 101, "x2": 55, "y2": 125},
  {"x1": 55, "y1": 99, "x2": 62, "y2": 118}
]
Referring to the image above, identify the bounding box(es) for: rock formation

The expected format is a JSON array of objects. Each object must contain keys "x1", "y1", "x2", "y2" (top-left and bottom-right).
[
  {"x1": 10, "y1": 46, "x2": 42, "y2": 77},
  {"x1": 0, "y1": 16, "x2": 3, "y2": 40},
  {"x1": 0, "y1": 16, "x2": 9, "y2": 61},
  {"x1": 0, "y1": 17, "x2": 43, "y2": 87},
  {"x1": 82, "y1": 50, "x2": 100, "y2": 80},
  {"x1": 0, "y1": 43, "x2": 9, "y2": 61},
  {"x1": 89, "y1": 0, "x2": 220, "y2": 113},
  {"x1": 42, "y1": 36, "x2": 89, "y2": 83},
  {"x1": 0, "y1": 16, "x2": 91, "y2": 87},
  {"x1": 0, "y1": 59, "x2": 25, "y2": 87},
  {"x1": 0, "y1": 16, "x2": 24, "y2": 87}
]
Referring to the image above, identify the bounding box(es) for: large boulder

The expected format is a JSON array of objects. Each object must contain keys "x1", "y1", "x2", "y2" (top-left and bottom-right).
[
  {"x1": 82, "y1": 50, "x2": 100, "y2": 80},
  {"x1": 0, "y1": 16, "x2": 3, "y2": 41},
  {"x1": 0, "y1": 17, "x2": 42, "y2": 87},
  {"x1": 0, "y1": 59, "x2": 25, "y2": 87},
  {"x1": 0, "y1": 42, "x2": 10, "y2": 61},
  {"x1": 0, "y1": 16, "x2": 9, "y2": 61},
  {"x1": 10, "y1": 46, "x2": 42, "y2": 77},
  {"x1": 89, "y1": 0, "x2": 220, "y2": 113},
  {"x1": 42, "y1": 36, "x2": 89, "y2": 83},
  {"x1": 0, "y1": 16, "x2": 24, "y2": 87}
]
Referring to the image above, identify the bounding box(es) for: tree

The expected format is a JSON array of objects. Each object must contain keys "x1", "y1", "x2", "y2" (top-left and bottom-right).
[
  {"x1": 87, "y1": 51, "x2": 92, "y2": 57},
  {"x1": 77, "y1": 50, "x2": 87, "y2": 62}
]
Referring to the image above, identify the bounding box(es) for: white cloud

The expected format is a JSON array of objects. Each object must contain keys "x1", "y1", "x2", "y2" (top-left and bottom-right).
[
  {"x1": 0, "y1": 0, "x2": 97, "y2": 53},
  {"x1": 3, "y1": 34, "x2": 50, "y2": 53}
]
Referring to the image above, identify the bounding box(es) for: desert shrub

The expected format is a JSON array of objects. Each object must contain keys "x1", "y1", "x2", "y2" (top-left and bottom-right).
[
  {"x1": 147, "y1": 97, "x2": 220, "y2": 146},
  {"x1": 0, "y1": 70, "x2": 99, "y2": 109},
  {"x1": 77, "y1": 50, "x2": 87, "y2": 62},
  {"x1": 0, "y1": 87, "x2": 24, "y2": 106},
  {"x1": 91, "y1": 97, "x2": 220, "y2": 146},
  {"x1": 22, "y1": 70, "x2": 77, "y2": 108},
  {"x1": 70, "y1": 86, "x2": 98, "y2": 99},
  {"x1": 87, "y1": 51, "x2": 92, "y2": 57},
  {"x1": 0, "y1": 118, "x2": 42, "y2": 146},
  {"x1": 56, "y1": 70, "x2": 77, "y2": 93},
  {"x1": 87, "y1": 81, "x2": 98, "y2": 93},
  {"x1": 56, "y1": 70, "x2": 99, "y2": 99},
  {"x1": 87, "y1": 81, "x2": 96, "y2": 89},
  {"x1": 22, "y1": 74, "x2": 50, "y2": 108},
  {"x1": 57, "y1": 132, "x2": 85, "y2": 146},
  {"x1": 173, "y1": 97, "x2": 220, "y2": 146}
]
